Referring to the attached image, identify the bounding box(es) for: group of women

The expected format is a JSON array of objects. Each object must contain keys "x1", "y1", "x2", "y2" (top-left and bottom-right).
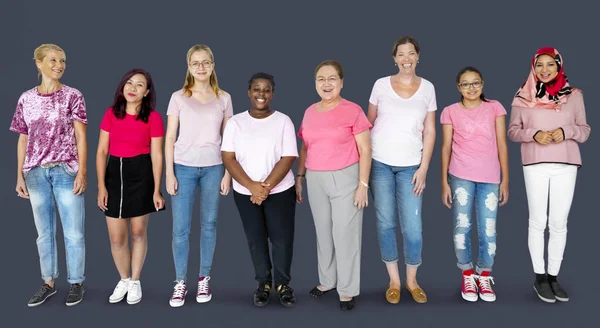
[{"x1": 11, "y1": 37, "x2": 590, "y2": 311}]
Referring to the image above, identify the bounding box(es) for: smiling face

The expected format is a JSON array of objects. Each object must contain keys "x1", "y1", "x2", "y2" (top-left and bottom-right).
[
  {"x1": 457, "y1": 71, "x2": 484, "y2": 102},
  {"x1": 315, "y1": 65, "x2": 343, "y2": 101},
  {"x1": 248, "y1": 78, "x2": 273, "y2": 110},
  {"x1": 123, "y1": 73, "x2": 149, "y2": 104},
  {"x1": 188, "y1": 50, "x2": 214, "y2": 83},
  {"x1": 534, "y1": 54, "x2": 559, "y2": 83},
  {"x1": 36, "y1": 49, "x2": 66, "y2": 81},
  {"x1": 393, "y1": 43, "x2": 419, "y2": 73}
]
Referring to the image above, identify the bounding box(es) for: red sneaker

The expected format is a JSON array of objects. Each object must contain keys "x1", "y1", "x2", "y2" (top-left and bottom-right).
[
  {"x1": 462, "y1": 269, "x2": 478, "y2": 302},
  {"x1": 476, "y1": 271, "x2": 496, "y2": 302}
]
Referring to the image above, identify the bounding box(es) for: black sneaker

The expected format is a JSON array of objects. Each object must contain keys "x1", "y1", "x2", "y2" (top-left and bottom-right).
[
  {"x1": 550, "y1": 281, "x2": 569, "y2": 302},
  {"x1": 28, "y1": 284, "x2": 57, "y2": 307},
  {"x1": 253, "y1": 283, "x2": 270, "y2": 307},
  {"x1": 66, "y1": 283, "x2": 85, "y2": 306},
  {"x1": 276, "y1": 284, "x2": 296, "y2": 308},
  {"x1": 533, "y1": 278, "x2": 556, "y2": 303}
]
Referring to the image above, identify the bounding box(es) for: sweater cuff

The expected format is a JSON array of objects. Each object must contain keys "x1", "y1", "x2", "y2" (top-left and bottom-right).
[{"x1": 532, "y1": 130, "x2": 543, "y2": 143}]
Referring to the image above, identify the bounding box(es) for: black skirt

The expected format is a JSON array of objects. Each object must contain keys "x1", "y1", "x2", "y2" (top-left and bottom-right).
[{"x1": 104, "y1": 154, "x2": 165, "y2": 219}]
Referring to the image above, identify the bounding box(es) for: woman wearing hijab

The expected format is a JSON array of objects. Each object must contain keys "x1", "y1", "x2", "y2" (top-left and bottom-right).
[{"x1": 508, "y1": 47, "x2": 591, "y2": 304}]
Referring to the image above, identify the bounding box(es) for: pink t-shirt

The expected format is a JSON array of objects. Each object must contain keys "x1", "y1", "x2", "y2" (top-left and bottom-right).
[
  {"x1": 298, "y1": 99, "x2": 372, "y2": 171},
  {"x1": 10, "y1": 85, "x2": 88, "y2": 173},
  {"x1": 167, "y1": 90, "x2": 233, "y2": 167},
  {"x1": 440, "y1": 100, "x2": 507, "y2": 183},
  {"x1": 100, "y1": 108, "x2": 165, "y2": 158},
  {"x1": 221, "y1": 111, "x2": 298, "y2": 195}
]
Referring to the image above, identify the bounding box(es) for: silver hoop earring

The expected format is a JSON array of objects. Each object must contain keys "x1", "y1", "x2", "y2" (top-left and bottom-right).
[
  {"x1": 394, "y1": 63, "x2": 397, "y2": 66},
  {"x1": 417, "y1": 60, "x2": 420, "y2": 63}
]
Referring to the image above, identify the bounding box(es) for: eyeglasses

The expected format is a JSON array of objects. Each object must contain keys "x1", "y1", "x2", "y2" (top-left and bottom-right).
[
  {"x1": 458, "y1": 81, "x2": 483, "y2": 90},
  {"x1": 316, "y1": 76, "x2": 340, "y2": 84},
  {"x1": 189, "y1": 60, "x2": 214, "y2": 69}
]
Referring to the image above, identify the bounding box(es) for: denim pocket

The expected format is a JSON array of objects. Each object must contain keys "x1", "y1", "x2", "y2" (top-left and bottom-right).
[{"x1": 61, "y1": 163, "x2": 78, "y2": 177}]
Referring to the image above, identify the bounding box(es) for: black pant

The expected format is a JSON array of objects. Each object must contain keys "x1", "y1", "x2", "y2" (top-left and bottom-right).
[{"x1": 233, "y1": 186, "x2": 296, "y2": 286}]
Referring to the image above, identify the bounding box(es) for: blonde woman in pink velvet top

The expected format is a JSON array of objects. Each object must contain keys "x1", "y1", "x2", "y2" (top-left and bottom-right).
[{"x1": 508, "y1": 47, "x2": 590, "y2": 304}]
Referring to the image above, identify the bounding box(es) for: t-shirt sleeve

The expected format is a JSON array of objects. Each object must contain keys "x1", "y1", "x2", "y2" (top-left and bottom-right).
[
  {"x1": 70, "y1": 91, "x2": 88, "y2": 124},
  {"x1": 223, "y1": 93, "x2": 234, "y2": 118},
  {"x1": 351, "y1": 106, "x2": 373, "y2": 134},
  {"x1": 220, "y1": 118, "x2": 237, "y2": 152},
  {"x1": 440, "y1": 107, "x2": 452, "y2": 125},
  {"x1": 427, "y1": 84, "x2": 438, "y2": 112},
  {"x1": 281, "y1": 116, "x2": 299, "y2": 157},
  {"x1": 368, "y1": 80, "x2": 380, "y2": 106},
  {"x1": 166, "y1": 92, "x2": 180, "y2": 116},
  {"x1": 150, "y1": 111, "x2": 165, "y2": 138},
  {"x1": 493, "y1": 101, "x2": 507, "y2": 117},
  {"x1": 9, "y1": 98, "x2": 28, "y2": 134},
  {"x1": 99, "y1": 108, "x2": 114, "y2": 132}
]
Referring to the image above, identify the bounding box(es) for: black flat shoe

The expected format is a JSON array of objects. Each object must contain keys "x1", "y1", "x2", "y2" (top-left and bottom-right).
[
  {"x1": 340, "y1": 298, "x2": 355, "y2": 311},
  {"x1": 253, "y1": 283, "x2": 271, "y2": 307},
  {"x1": 309, "y1": 286, "x2": 336, "y2": 298},
  {"x1": 277, "y1": 284, "x2": 296, "y2": 308}
]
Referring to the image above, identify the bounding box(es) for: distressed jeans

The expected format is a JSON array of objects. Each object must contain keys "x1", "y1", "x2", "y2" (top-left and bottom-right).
[
  {"x1": 25, "y1": 164, "x2": 86, "y2": 283},
  {"x1": 448, "y1": 174, "x2": 499, "y2": 273}
]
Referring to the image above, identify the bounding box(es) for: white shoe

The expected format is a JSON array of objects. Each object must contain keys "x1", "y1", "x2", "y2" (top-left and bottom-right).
[
  {"x1": 196, "y1": 276, "x2": 212, "y2": 303},
  {"x1": 169, "y1": 280, "x2": 187, "y2": 307},
  {"x1": 127, "y1": 280, "x2": 142, "y2": 304},
  {"x1": 109, "y1": 278, "x2": 130, "y2": 303}
]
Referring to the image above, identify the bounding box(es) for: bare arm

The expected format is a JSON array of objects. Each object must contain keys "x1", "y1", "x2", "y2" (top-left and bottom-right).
[
  {"x1": 165, "y1": 115, "x2": 179, "y2": 177},
  {"x1": 496, "y1": 116, "x2": 510, "y2": 206},
  {"x1": 16, "y1": 134, "x2": 29, "y2": 198},
  {"x1": 221, "y1": 151, "x2": 255, "y2": 189},
  {"x1": 366, "y1": 103, "x2": 378, "y2": 125},
  {"x1": 96, "y1": 130, "x2": 110, "y2": 190},
  {"x1": 151, "y1": 137, "x2": 164, "y2": 195},
  {"x1": 420, "y1": 111, "x2": 436, "y2": 171},
  {"x1": 221, "y1": 116, "x2": 232, "y2": 181},
  {"x1": 263, "y1": 157, "x2": 297, "y2": 190},
  {"x1": 73, "y1": 121, "x2": 87, "y2": 194},
  {"x1": 353, "y1": 130, "x2": 371, "y2": 209},
  {"x1": 440, "y1": 124, "x2": 453, "y2": 184}
]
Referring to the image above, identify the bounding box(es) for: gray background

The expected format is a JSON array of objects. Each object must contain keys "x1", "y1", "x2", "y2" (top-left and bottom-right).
[{"x1": 1, "y1": 0, "x2": 597, "y2": 327}]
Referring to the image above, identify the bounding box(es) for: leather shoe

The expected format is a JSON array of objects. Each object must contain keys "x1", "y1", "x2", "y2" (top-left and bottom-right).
[
  {"x1": 253, "y1": 283, "x2": 271, "y2": 307},
  {"x1": 277, "y1": 284, "x2": 296, "y2": 308}
]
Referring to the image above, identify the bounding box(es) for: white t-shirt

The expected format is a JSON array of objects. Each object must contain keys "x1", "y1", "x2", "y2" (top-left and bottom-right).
[
  {"x1": 368, "y1": 76, "x2": 437, "y2": 166},
  {"x1": 221, "y1": 110, "x2": 298, "y2": 195}
]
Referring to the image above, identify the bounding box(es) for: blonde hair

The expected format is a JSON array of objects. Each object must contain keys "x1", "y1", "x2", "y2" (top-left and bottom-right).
[
  {"x1": 33, "y1": 44, "x2": 65, "y2": 80},
  {"x1": 182, "y1": 44, "x2": 221, "y2": 98}
]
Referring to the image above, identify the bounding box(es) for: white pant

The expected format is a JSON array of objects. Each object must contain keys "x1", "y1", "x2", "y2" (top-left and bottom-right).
[{"x1": 523, "y1": 163, "x2": 577, "y2": 276}]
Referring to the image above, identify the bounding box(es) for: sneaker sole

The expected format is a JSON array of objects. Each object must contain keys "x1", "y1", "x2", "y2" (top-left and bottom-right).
[
  {"x1": 279, "y1": 300, "x2": 296, "y2": 308},
  {"x1": 533, "y1": 286, "x2": 556, "y2": 303},
  {"x1": 127, "y1": 297, "x2": 142, "y2": 305},
  {"x1": 27, "y1": 290, "x2": 57, "y2": 307},
  {"x1": 253, "y1": 298, "x2": 270, "y2": 307},
  {"x1": 479, "y1": 294, "x2": 496, "y2": 302},
  {"x1": 197, "y1": 294, "x2": 212, "y2": 303},
  {"x1": 109, "y1": 294, "x2": 127, "y2": 304},
  {"x1": 66, "y1": 290, "x2": 85, "y2": 307},
  {"x1": 169, "y1": 299, "x2": 185, "y2": 307},
  {"x1": 461, "y1": 292, "x2": 478, "y2": 302},
  {"x1": 555, "y1": 296, "x2": 569, "y2": 302}
]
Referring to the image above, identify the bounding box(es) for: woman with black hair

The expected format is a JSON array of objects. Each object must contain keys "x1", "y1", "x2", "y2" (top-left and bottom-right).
[
  {"x1": 96, "y1": 68, "x2": 166, "y2": 305},
  {"x1": 221, "y1": 72, "x2": 298, "y2": 308}
]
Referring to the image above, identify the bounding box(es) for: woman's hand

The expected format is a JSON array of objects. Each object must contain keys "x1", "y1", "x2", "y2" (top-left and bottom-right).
[
  {"x1": 220, "y1": 174, "x2": 231, "y2": 195},
  {"x1": 353, "y1": 184, "x2": 368, "y2": 209},
  {"x1": 295, "y1": 177, "x2": 304, "y2": 203},
  {"x1": 73, "y1": 172, "x2": 86, "y2": 195},
  {"x1": 154, "y1": 192, "x2": 165, "y2": 211},
  {"x1": 16, "y1": 175, "x2": 29, "y2": 199},
  {"x1": 248, "y1": 181, "x2": 269, "y2": 205},
  {"x1": 499, "y1": 180, "x2": 509, "y2": 206},
  {"x1": 166, "y1": 173, "x2": 178, "y2": 196},
  {"x1": 98, "y1": 186, "x2": 108, "y2": 211},
  {"x1": 441, "y1": 182, "x2": 452, "y2": 209},
  {"x1": 411, "y1": 167, "x2": 427, "y2": 197}
]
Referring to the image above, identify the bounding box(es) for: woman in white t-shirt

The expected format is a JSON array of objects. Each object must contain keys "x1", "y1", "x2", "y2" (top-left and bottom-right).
[
  {"x1": 221, "y1": 72, "x2": 299, "y2": 308},
  {"x1": 366, "y1": 36, "x2": 437, "y2": 304}
]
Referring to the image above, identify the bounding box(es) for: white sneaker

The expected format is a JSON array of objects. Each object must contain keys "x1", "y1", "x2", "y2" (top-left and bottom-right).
[
  {"x1": 169, "y1": 280, "x2": 187, "y2": 307},
  {"x1": 127, "y1": 280, "x2": 142, "y2": 304},
  {"x1": 109, "y1": 278, "x2": 130, "y2": 303}
]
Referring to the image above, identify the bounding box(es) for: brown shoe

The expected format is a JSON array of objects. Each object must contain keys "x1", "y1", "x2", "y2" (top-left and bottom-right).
[
  {"x1": 407, "y1": 286, "x2": 427, "y2": 303},
  {"x1": 385, "y1": 286, "x2": 400, "y2": 304}
]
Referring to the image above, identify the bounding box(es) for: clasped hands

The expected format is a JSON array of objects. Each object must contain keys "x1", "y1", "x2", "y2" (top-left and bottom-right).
[
  {"x1": 534, "y1": 128, "x2": 564, "y2": 145},
  {"x1": 248, "y1": 181, "x2": 271, "y2": 205}
]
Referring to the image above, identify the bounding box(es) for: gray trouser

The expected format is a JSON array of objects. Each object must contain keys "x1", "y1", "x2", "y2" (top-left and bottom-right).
[{"x1": 306, "y1": 163, "x2": 363, "y2": 297}]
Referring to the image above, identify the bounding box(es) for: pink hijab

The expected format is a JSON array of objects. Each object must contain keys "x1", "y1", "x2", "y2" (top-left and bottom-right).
[{"x1": 512, "y1": 47, "x2": 574, "y2": 110}]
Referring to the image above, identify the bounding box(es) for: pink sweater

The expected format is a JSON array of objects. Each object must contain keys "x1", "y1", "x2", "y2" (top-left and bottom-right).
[{"x1": 508, "y1": 90, "x2": 591, "y2": 167}]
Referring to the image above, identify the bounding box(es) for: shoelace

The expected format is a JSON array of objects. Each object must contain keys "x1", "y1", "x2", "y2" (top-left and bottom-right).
[
  {"x1": 463, "y1": 274, "x2": 477, "y2": 292},
  {"x1": 172, "y1": 281, "x2": 186, "y2": 299},
  {"x1": 68, "y1": 284, "x2": 82, "y2": 295},
  {"x1": 128, "y1": 281, "x2": 140, "y2": 295},
  {"x1": 114, "y1": 279, "x2": 128, "y2": 293},
  {"x1": 34, "y1": 285, "x2": 52, "y2": 298},
  {"x1": 477, "y1": 275, "x2": 495, "y2": 292},
  {"x1": 198, "y1": 277, "x2": 210, "y2": 295}
]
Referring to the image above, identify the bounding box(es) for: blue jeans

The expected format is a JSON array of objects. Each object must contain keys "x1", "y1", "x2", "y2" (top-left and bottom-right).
[
  {"x1": 370, "y1": 159, "x2": 422, "y2": 266},
  {"x1": 171, "y1": 163, "x2": 224, "y2": 280},
  {"x1": 25, "y1": 164, "x2": 86, "y2": 284},
  {"x1": 448, "y1": 174, "x2": 499, "y2": 273}
]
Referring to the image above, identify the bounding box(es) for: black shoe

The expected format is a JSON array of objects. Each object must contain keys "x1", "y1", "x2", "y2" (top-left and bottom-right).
[
  {"x1": 28, "y1": 284, "x2": 57, "y2": 307},
  {"x1": 253, "y1": 283, "x2": 271, "y2": 307},
  {"x1": 550, "y1": 281, "x2": 569, "y2": 302},
  {"x1": 309, "y1": 286, "x2": 336, "y2": 298},
  {"x1": 340, "y1": 298, "x2": 355, "y2": 311},
  {"x1": 533, "y1": 277, "x2": 556, "y2": 303},
  {"x1": 66, "y1": 283, "x2": 85, "y2": 306},
  {"x1": 277, "y1": 284, "x2": 296, "y2": 308}
]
